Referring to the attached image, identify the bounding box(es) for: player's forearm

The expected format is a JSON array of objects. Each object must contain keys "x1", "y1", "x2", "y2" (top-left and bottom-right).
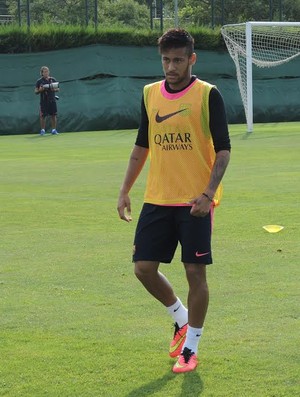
[
  {"x1": 120, "y1": 145, "x2": 149, "y2": 194},
  {"x1": 205, "y1": 150, "x2": 230, "y2": 197}
]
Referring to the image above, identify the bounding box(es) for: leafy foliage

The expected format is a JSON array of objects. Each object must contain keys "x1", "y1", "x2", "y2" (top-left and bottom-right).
[
  {"x1": 4, "y1": 0, "x2": 300, "y2": 28},
  {"x1": 102, "y1": 0, "x2": 149, "y2": 28},
  {"x1": 5, "y1": 0, "x2": 150, "y2": 27},
  {"x1": 0, "y1": 24, "x2": 223, "y2": 53},
  {"x1": 1, "y1": 0, "x2": 299, "y2": 53},
  {"x1": 164, "y1": 0, "x2": 300, "y2": 25}
]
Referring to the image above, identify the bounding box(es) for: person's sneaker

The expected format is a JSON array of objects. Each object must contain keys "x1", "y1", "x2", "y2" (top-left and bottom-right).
[
  {"x1": 172, "y1": 347, "x2": 198, "y2": 373},
  {"x1": 51, "y1": 129, "x2": 59, "y2": 135},
  {"x1": 169, "y1": 322, "x2": 188, "y2": 358},
  {"x1": 40, "y1": 129, "x2": 45, "y2": 135}
]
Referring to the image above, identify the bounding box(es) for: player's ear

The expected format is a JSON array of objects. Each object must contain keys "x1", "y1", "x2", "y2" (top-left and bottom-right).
[{"x1": 189, "y1": 52, "x2": 197, "y2": 66}]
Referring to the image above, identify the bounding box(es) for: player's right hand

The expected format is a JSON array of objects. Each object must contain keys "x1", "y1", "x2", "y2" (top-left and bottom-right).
[{"x1": 117, "y1": 193, "x2": 132, "y2": 222}]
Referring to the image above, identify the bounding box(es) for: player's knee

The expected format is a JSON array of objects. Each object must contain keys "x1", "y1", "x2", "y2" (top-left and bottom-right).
[
  {"x1": 185, "y1": 264, "x2": 207, "y2": 285},
  {"x1": 134, "y1": 261, "x2": 156, "y2": 281},
  {"x1": 134, "y1": 262, "x2": 146, "y2": 280}
]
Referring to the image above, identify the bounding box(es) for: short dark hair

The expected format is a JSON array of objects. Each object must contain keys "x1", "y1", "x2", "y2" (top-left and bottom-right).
[{"x1": 158, "y1": 28, "x2": 194, "y2": 57}]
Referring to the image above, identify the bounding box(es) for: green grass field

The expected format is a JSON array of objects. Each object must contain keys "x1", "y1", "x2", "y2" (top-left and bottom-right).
[{"x1": 0, "y1": 122, "x2": 299, "y2": 397}]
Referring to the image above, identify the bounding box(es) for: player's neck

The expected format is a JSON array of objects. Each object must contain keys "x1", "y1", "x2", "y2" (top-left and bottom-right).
[{"x1": 165, "y1": 75, "x2": 196, "y2": 93}]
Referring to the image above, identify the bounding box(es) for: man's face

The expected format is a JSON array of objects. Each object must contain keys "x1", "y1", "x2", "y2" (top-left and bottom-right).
[
  {"x1": 161, "y1": 47, "x2": 196, "y2": 90},
  {"x1": 42, "y1": 68, "x2": 50, "y2": 79}
]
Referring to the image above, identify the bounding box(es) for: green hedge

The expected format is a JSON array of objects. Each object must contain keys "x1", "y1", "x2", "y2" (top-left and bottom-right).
[{"x1": 0, "y1": 24, "x2": 225, "y2": 53}]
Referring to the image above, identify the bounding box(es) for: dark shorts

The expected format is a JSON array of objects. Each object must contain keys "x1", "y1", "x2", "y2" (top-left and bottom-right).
[
  {"x1": 133, "y1": 203, "x2": 214, "y2": 265},
  {"x1": 40, "y1": 100, "x2": 57, "y2": 117}
]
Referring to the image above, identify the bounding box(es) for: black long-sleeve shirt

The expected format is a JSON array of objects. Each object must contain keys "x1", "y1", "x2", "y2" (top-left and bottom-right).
[{"x1": 135, "y1": 76, "x2": 231, "y2": 153}]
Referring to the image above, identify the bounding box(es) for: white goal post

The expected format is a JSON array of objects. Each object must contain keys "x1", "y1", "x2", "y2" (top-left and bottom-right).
[{"x1": 221, "y1": 21, "x2": 300, "y2": 132}]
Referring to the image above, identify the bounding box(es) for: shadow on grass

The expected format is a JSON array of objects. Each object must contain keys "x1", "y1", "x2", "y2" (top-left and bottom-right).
[
  {"x1": 242, "y1": 131, "x2": 253, "y2": 140},
  {"x1": 125, "y1": 369, "x2": 203, "y2": 397}
]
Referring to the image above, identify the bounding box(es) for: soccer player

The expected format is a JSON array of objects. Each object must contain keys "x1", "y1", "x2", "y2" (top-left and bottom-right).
[
  {"x1": 35, "y1": 66, "x2": 59, "y2": 135},
  {"x1": 117, "y1": 28, "x2": 231, "y2": 373}
]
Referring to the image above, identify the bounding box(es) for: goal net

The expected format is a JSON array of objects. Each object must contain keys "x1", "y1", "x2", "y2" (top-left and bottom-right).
[{"x1": 221, "y1": 21, "x2": 300, "y2": 132}]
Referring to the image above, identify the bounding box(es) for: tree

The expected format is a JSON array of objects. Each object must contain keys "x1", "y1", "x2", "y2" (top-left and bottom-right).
[
  {"x1": 5, "y1": 0, "x2": 300, "y2": 28},
  {"x1": 6, "y1": 0, "x2": 149, "y2": 27},
  {"x1": 165, "y1": 0, "x2": 300, "y2": 26},
  {"x1": 101, "y1": 0, "x2": 149, "y2": 28},
  {"x1": 6, "y1": 0, "x2": 87, "y2": 25},
  {"x1": 283, "y1": 0, "x2": 300, "y2": 21}
]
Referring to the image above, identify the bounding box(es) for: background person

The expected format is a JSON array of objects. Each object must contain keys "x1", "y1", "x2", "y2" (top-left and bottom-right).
[
  {"x1": 35, "y1": 66, "x2": 59, "y2": 135},
  {"x1": 117, "y1": 28, "x2": 231, "y2": 373}
]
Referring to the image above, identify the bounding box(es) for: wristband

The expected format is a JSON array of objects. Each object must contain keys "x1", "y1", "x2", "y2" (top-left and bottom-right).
[{"x1": 202, "y1": 192, "x2": 213, "y2": 202}]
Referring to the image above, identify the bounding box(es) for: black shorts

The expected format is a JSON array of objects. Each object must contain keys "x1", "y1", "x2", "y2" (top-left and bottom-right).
[
  {"x1": 133, "y1": 203, "x2": 214, "y2": 265},
  {"x1": 40, "y1": 100, "x2": 57, "y2": 117}
]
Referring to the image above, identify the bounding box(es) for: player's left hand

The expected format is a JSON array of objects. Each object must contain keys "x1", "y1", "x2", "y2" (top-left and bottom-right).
[{"x1": 189, "y1": 194, "x2": 212, "y2": 217}]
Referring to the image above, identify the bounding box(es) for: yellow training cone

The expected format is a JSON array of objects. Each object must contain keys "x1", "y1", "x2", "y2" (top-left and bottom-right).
[{"x1": 263, "y1": 225, "x2": 284, "y2": 233}]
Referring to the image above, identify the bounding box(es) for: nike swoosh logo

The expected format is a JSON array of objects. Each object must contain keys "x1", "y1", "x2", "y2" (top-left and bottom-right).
[
  {"x1": 173, "y1": 306, "x2": 180, "y2": 312},
  {"x1": 195, "y1": 251, "x2": 210, "y2": 257},
  {"x1": 155, "y1": 109, "x2": 187, "y2": 123},
  {"x1": 169, "y1": 336, "x2": 185, "y2": 355}
]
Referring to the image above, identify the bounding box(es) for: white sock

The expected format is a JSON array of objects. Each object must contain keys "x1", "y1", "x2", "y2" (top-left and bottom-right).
[
  {"x1": 182, "y1": 325, "x2": 203, "y2": 354},
  {"x1": 166, "y1": 297, "x2": 188, "y2": 328}
]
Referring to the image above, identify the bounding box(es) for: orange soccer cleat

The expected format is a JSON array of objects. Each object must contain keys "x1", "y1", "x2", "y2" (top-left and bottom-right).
[
  {"x1": 169, "y1": 322, "x2": 188, "y2": 358},
  {"x1": 172, "y1": 347, "x2": 198, "y2": 373}
]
